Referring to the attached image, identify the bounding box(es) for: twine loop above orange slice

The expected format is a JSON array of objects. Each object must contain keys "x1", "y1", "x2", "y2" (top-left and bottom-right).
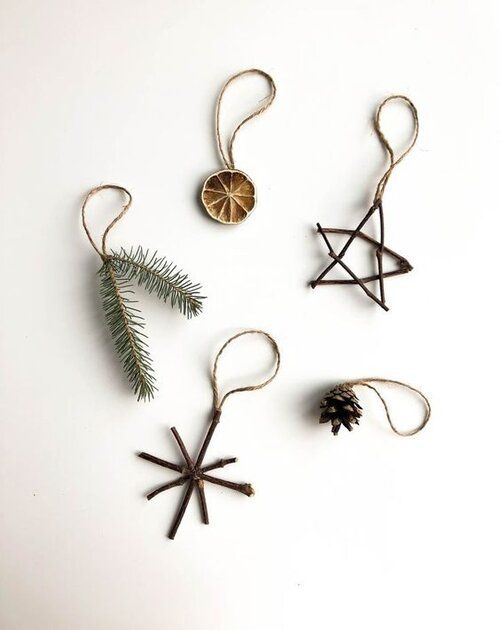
[{"x1": 200, "y1": 68, "x2": 276, "y2": 225}]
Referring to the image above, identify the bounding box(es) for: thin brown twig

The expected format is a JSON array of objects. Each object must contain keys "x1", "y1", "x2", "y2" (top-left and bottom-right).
[
  {"x1": 147, "y1": 476, "x2": 188, "y2": 501},
  {"x1": 168, "y1": 480, "x2": 195, "y2": 540},
  {"x1": 171, "y1": 427, "x2": 194, "y2": 468},
  {"x1": 200, "y1": 473, "x2": 254, "y2": 497},
  {"x1": 197, "y1": 479, "x2": 209, "y2": 524},
  {"x1": 201, "y1": 457, "x2": 237, "y2": 473},
  {"x1": 137, "y1": 452, "x2": 185, "y2": 473}
]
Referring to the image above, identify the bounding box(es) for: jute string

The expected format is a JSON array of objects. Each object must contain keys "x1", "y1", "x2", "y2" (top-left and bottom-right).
[
  {"x1": 373, "y1": 95, "x2": 419, "y2": 205},
  {"x1": 211, "y1": 330, "x2": 281, "y2": 411},
  {"x1": 81, "y1": 184, "x2": 132, "y2": 259},
  {"x1": 345, "y1": 378, "x2": 430, "y2": 437},
  {"x1": 215, "y1": 68, "x2": 276, "y2": 170}
]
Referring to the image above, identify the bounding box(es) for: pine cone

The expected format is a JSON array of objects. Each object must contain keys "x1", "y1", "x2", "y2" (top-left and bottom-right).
[{"x1": 319, "y1": 384, "x2": 363, "y2": 435}]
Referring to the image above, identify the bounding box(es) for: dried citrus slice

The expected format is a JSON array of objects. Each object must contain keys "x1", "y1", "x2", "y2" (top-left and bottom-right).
[{"x1": 201, "y1": 169, "x2": 256, "y2": 224}]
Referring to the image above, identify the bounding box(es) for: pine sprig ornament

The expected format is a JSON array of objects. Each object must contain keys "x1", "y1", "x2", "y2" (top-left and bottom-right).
[{"x1": 82, "y1": 184, "x2": 205, "y2": 401}]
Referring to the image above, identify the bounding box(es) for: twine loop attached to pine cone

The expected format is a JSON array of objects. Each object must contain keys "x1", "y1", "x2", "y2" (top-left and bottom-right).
[{"x1": 320, "y1": 378, "x2": 430, "y2": 437}]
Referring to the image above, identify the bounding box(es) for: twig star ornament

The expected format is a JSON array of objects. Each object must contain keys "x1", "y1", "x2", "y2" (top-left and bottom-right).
[
  {"x1": 81, "y1": 184, "x2": 205, "y2": 401},
  {"x1": 201, "y1": 69, "x2": 276, "y2": 225},
  {"x1": 138, "y1": 329, "x2": 281, "y2": 540},
  {"x1": 311, "y1": 95, "x2": 419, "y2": 311},
  {"x1": 319, "y1": 379, "x2": 430, "y2": 436}
]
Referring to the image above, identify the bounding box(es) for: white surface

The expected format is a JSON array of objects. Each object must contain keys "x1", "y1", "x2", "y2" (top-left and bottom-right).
[{"x1": 1, "y1": 1, "x2": 499, "y2": 628}]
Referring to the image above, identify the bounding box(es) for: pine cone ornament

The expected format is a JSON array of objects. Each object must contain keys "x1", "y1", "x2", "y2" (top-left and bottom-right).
[{"x1": 320, "y1": 384, "x2": 363, "y2": 435}]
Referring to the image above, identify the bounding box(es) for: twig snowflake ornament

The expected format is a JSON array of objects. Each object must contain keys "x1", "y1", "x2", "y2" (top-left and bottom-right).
[
  {"x1": 311, "y1": 96, "x2": 419, "y2": 311},
  {"x1": 81, "y1": 184, "x2": 205, "y2": 401},
  {"x1": 138, "y1": 329, "x2": 281, "y2": 540},
  {"x1": 201, "y1": 69, "x2": 276, "y2": 225}
]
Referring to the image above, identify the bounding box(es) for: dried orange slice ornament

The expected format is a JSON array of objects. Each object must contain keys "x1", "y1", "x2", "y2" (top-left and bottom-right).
[
  {"x1": 201, "y1": 69, "x2": 276, "y2": 225},
  {"x1": 201, "y1": 169, "x2": 255, "y2": 224}
]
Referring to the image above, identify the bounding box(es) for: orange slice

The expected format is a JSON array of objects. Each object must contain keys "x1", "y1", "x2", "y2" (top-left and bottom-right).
[{"x1": 201, "y1": 169, "x2": 256, "y2": 224}]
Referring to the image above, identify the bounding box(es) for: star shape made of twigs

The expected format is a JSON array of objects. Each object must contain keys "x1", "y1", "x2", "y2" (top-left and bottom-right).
[
  {"x1": 138, "y1": 412, "x2": 254, "y2": 540},
  {"x1": 310, "y1": 202, "x2": 413, "y2": 311}
]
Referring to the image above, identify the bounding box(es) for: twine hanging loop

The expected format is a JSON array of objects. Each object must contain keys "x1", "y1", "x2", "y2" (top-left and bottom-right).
[
  {"x1": 373, "y1": 95, "x2": 419, "y2": 205},
  {"x1": 346, "y1": 378, "x2": 430, "y2": 436},
  {"x1": 211, "y1": 329, "x2": 281, "y2": 412},
  {"x1": 81, "y1": 184, "x2": 132, "y2": 259},
  {"x1": 215, "y1": 68, "x2": 276, "y2": 170}
]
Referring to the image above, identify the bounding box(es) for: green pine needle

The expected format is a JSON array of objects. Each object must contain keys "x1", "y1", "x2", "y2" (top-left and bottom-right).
[
  {"x1": 109, "y1": 247, "x2": 205, "y2": 318},
  {"x1": 99, "y1": 261, "x2": 157, "y2": 402}
]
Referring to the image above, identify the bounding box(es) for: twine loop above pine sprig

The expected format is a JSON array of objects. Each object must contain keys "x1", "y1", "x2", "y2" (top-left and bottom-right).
[
  {"x1": 344, "y1": 378, "x2": 430, "y2": 436},
  {"x1": 215, "y1": 68, "x2": 276, "y2": 170},
  {"x1": 211, "y1": 329, "x2": 281, "y2": 412},
  {"x1": 81, "y1": 184, "x2": 132, "y2": 260},
  {"x1": 373, "y1": 95, "x2": 419, "y2": 205}
]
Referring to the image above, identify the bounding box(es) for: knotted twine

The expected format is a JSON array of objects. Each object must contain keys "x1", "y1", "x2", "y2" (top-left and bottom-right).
[
  {"x1": 373, "y1": 95, "x2": 419, "y2": 205},
  {"x1": 81, "y1": 184, "x2": 132, "y2": 260},
  {"x1": 215, "y1": 68, "x2": 276, "y2": 170},
  {"x1": 211, "y1": 329, "x2": 281, "y2": 413},
  {"x1": 345, "y1": 378, "x2": 430, "y2": 436}
]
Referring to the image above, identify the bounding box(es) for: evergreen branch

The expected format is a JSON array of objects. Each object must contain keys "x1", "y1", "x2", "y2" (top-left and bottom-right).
[
  {"x1": 99, "y1": 261, "x2": 157, "y2": 402},
  {"x1": 109, "y1": 247, "x2": 205, "y2": 319}
]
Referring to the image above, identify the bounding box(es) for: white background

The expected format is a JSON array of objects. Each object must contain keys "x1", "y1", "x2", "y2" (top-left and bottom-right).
[{"x1": 1, "y1": 1, "x2": 499, "y2": 628}]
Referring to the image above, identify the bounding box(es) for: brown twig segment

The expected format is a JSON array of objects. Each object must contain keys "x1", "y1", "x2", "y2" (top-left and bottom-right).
[
  {"x1": 195, "y1": 410, "x2": 221, "y2": 467},
  {"x1": 201, "y1": 457, "x2": 237, "y2": 473},
  {"x1": 311, "y1": 95, "x2": 418, "y2": 310},
  {"x1": 197, "y1": 479, "x2": 209, "y2": 524},
  {"x1": 137, "y1": 452, "x2": 184, "y2": 473},
  {"x1": 168, "y1": 480, "x2": 195, "y2": 540},
  {"x1": 147, "y1": 476, "x2": 189, "y2": 501},
  {"x1": 171, "y1": 427, "x2": 194, "y2": 468},
  {"x1": 200, "y1": 473, "x2": 254, "y2": 497}
]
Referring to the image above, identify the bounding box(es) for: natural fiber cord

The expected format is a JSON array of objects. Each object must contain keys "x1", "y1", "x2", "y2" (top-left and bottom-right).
[
  {"x1": 81, "y1": 184, "x2": 132, "y2": 259},
  {"x1": 211, "y1": 329, "x2": 281, "y2": 410},
  {"x1": 215, "y1": 68, "x2": 276, "y2": 170},
  {"x1": 345, "y1": 378, "x2": 430, "y2": 436},
  {"x1": 373, "y1": 95, "x2": 419, "y2": 204}
]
